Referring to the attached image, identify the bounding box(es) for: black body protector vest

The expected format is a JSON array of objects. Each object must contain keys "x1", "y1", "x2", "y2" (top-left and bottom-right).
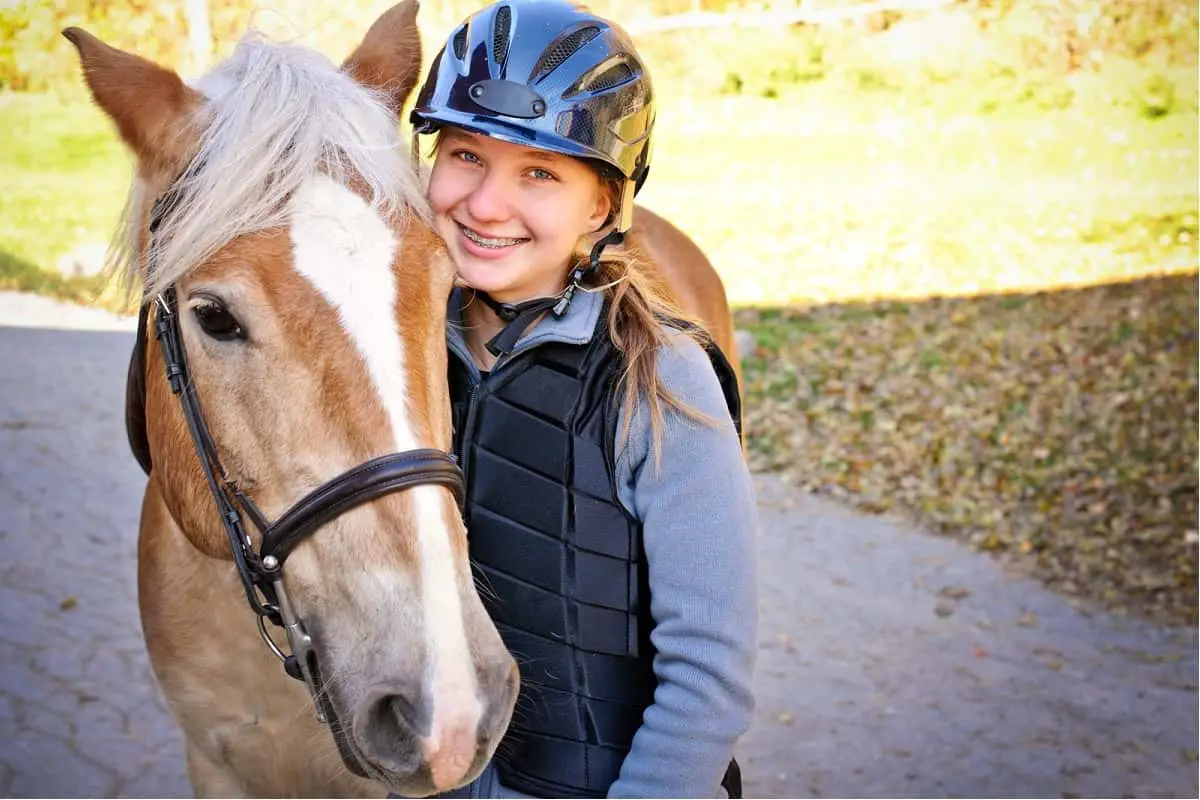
[{"x1": 449, "y1": 311, "x2": 743, "y2": 798}]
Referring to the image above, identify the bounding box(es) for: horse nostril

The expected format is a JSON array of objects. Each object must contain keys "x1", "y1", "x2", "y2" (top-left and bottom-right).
[
  {"x1": 356, "y1": 683, "x2": 429, "y2": 771},
  {"x1": 389, "y1": 692, "x2": 424, "y2": 731},
  {"x1": 475, "y1": 656, "x2": 520, "y2": 746}
]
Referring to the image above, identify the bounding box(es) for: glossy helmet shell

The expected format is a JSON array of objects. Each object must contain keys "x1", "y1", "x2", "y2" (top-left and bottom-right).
[{"x1": 411, "y1": 0, "x2": 654, "y2": 232}]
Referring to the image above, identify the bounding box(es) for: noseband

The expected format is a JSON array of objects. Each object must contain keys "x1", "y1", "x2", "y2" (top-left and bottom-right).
[{"x1": 126, "y1": 181, "x2": 465, "y2": 771}]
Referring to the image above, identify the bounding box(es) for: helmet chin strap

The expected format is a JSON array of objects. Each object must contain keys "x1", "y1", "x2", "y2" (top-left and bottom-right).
[{"x1": 474, "y1": 228, "x2": 624, "y2": 358}]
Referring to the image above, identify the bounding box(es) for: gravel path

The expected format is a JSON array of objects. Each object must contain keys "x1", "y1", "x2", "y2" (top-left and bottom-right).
[{"x1": 1, "y1": 291, "x2": 1195, "y2": 798}]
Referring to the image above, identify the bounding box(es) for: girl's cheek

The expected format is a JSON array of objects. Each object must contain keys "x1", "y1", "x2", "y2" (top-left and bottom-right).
[
  {"x1": 427, "y1": 176, "x2": 456, "y2": 215},
  {"x1": 522, "y1": 191, "x2": 563, "y2": 220}
]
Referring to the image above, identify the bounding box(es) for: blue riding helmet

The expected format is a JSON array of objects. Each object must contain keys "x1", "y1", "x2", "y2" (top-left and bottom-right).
[{"x1": 410, "y1": 0, "x2": 654, "y2": 233}]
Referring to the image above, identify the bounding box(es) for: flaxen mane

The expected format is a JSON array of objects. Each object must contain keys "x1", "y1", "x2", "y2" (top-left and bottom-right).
[{"x1": 113, "y1": 33, "x2": 430, "y2": 298}]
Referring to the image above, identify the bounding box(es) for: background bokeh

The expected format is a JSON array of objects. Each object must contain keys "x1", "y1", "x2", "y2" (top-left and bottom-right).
[{"x1": 1, "y1": 0, "x2": 1196, "y2": 624}]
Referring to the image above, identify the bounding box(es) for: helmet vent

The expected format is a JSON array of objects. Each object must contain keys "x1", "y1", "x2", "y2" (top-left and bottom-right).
[
  {"x1": 532, "y1": 25, "x2": 600, "y2": 81},
  {"x1": 452, "y1": 25, "x2": 468, "y2": 60},
  {"x1": 583, "y1": 62, "x2": 635, "y2": 93},
  {"x1": 492, "y1": 6, "x2": 512, "y2": 66}
]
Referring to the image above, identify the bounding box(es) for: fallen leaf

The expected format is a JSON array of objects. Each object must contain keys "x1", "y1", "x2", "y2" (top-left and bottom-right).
[{"x1": 737, "y1": 272, "x2": 1199, "y2": 626}]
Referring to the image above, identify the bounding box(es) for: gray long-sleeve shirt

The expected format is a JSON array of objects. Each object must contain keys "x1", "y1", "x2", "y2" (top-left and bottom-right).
[{"x1": 444, "y1": 287, "x2": 758, "y2": 799}]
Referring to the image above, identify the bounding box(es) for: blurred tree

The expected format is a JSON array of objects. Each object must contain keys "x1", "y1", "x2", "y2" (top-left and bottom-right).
[
  {"x1": 0, "y1": 0, "x2": 1193, "y2": 94},
  {"x1": 1, "y1": 0, "x2": 184, "y2": 92},
  {"x1": 962, "y1": 0, "x2": 1197, "y2": 67},
  {"x1": 183, "y1": 0, "x2": 212, "y2": 73}
]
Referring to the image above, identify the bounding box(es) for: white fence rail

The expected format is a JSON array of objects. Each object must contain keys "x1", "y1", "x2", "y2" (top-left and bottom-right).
[{"x1": 626, "y1": 0, "x2": 955, "y2": 34}]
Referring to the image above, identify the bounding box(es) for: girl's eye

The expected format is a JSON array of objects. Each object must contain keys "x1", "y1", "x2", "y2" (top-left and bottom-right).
[
  {"x1": 453, "y1": 150, "x2": 481, "y2": 165},
  {"x1": 528, "y1": 168, "x2": 556, "y2": 181},
  {"x1": 193, "y1": 300, "x2": 245, "y2": 342}
]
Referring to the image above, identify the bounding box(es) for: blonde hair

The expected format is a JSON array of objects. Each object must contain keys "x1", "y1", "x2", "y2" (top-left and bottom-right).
[{"x1": 586, "y1": 175, "x2": 720, "y2": 462}]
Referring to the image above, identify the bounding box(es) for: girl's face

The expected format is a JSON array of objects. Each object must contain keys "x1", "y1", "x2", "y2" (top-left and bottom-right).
[{"x1": 428, "y1": 128, "x2": 611, "y2": 304}]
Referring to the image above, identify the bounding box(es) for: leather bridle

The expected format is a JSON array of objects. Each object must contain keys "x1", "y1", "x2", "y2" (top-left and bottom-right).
[{"x1": 127, "y1": 180, "x2": 465, "y2": 769}]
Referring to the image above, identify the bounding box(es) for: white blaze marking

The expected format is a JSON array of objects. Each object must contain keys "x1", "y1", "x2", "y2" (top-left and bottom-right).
[{"x1": 289, "y1": 174, "x2": 480, "y2": 736}]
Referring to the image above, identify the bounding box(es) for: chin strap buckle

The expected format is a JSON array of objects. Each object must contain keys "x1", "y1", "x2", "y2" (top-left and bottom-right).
[{"x1": 552, "y1": 267, "x2": 587, "y2": 317}]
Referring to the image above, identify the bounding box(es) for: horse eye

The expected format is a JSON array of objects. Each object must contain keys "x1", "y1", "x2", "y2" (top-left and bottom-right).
[{"x1": 192, "y1": 301, "x2": 245, "y2": 341}]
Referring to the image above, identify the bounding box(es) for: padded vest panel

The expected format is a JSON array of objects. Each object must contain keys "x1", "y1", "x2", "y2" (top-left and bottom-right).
[{"x1": 449, "y1": 318, "x2": 742, "y2": 797}]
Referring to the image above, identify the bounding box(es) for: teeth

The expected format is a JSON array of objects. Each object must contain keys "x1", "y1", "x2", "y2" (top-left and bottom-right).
[{"x1": 461, "y1": 225, "x2": 523, "y2": 248}]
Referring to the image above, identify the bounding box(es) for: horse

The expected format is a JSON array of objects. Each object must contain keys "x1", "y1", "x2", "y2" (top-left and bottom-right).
[
  {"x1": 66, "y1": 2, "x2": 518, "y2": 796},
  {"x1": 625, "y1": 205, "x2": 745, "y2": 407},
  {"x1": 66, "y1": 1, "x2": 743, "y2": 796}
]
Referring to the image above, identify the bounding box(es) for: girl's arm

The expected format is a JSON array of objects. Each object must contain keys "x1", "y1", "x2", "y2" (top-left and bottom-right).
[{"x1": 609, "y1": 332, "x2": 759, "y2": 799}]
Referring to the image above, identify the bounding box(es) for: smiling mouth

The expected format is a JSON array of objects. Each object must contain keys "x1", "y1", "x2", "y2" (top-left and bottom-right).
[{"x1": 458, "y1": 223, "x2": 528, "y2": 249}]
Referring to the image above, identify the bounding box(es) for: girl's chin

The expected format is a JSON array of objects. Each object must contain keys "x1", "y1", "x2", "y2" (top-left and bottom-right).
[
  {"x1": 452, "y1": 248, "x2": 571, "y2": 301},
  {"x1": 456, "y1": 262, "x2": 511, "y2": 291},
  {"x1": 457, "y1": 271, "x2": 563, "y2": 303}
]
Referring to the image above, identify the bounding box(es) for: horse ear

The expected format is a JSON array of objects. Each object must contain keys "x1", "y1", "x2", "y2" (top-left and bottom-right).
[
  {"x1": 342, "y1": 0, "x2": 423, "y2": 116},
  {"x1": 62, "y1": 27, "x2": 201, "y2": 179}
]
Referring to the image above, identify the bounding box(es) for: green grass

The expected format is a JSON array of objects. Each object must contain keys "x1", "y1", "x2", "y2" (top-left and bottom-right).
[
  {"x1": 0, "y1": 91, "x2": 130, "y2": 302},
  {"x1": 2, "y1": 43, "x2": 1195, "y2": 310},
  {"x1": 636, "y1": 75, "x2": 1197, "y2": 306}
]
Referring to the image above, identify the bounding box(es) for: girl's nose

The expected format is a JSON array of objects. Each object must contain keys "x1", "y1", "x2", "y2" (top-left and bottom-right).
[{"x1": 464, "y1": 169, "x2": 513, "y2": 224}]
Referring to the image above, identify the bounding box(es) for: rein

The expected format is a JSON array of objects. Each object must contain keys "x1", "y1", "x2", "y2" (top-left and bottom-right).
[{"x1": 127, "y1": 179, "x2": 465, "y2": 770}]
